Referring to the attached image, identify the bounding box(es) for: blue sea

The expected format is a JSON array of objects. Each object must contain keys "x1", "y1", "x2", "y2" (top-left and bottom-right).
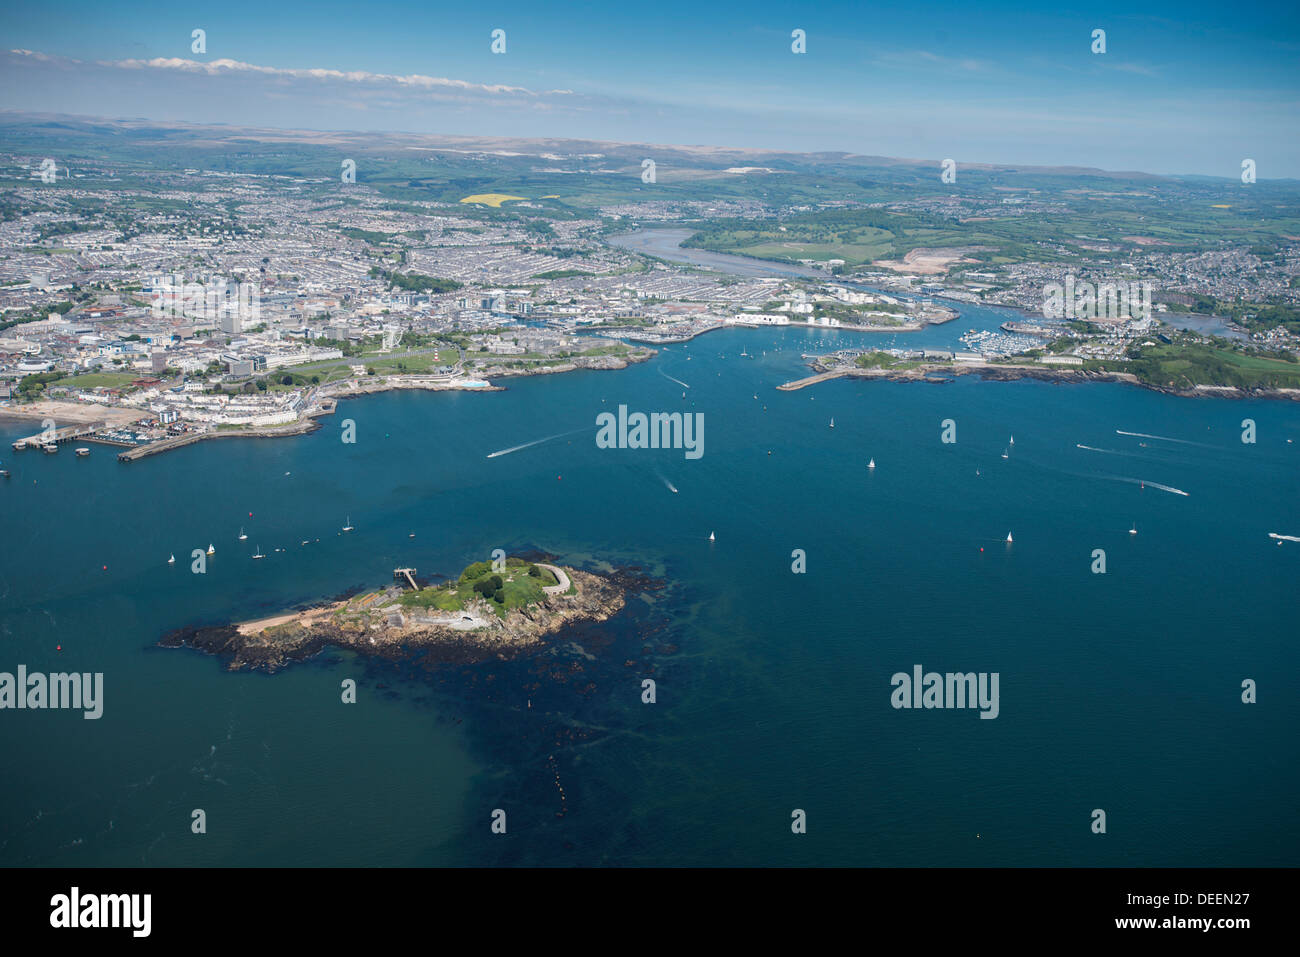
[{"x1": 2, "y1": 305, "x2": 1297, "y2": 866}]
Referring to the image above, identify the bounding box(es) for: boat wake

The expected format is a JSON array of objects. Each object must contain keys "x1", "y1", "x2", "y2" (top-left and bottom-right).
[
  {"x1": 486, "y1": 428, "x2": 585, "y2": 459},
  {"x1": 1103, "y1": 474, "x2": 1190, "y2": 496},
  {"x1": 1115, "y1": 429, "x2": 1212, "y2": 448},
  {"x1": 658, "y1": 475, "x2": 679, "y2": 494},
  {"x1": 1077, "y1": 443, "x2": 1155, "y2": 460},
  {"x1": 659, "y1": 369, "x2": 691, "y2": 390}
]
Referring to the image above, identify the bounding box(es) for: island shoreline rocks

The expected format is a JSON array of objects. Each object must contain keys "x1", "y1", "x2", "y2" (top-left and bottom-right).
[{"x1": 159, "y1": 564, "x2": 638, "y2": 674}]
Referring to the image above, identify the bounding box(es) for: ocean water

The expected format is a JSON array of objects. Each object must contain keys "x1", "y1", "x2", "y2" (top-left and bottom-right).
[{"x1": 2, "y1": 317, "x2": 1297, "y2": 866}]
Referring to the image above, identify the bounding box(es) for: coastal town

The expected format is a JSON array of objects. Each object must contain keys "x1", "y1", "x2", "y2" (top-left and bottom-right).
[
  {"x1": 0, "y1": 157, "x2": 962, "y2": 456},
  {"x1": 5, "y1": 138, "x2": 1300, "y2": 461}
]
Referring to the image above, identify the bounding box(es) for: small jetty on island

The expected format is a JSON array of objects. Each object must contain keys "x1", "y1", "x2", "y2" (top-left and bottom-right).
[{"x1": 159, "y1": 556, "x2": 625, "y2": 673}]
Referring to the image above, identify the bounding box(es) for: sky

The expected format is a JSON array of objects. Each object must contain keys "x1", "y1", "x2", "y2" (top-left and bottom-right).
[{"x1": 1, "y1": 0, "x2": 1298, "y2": 176}]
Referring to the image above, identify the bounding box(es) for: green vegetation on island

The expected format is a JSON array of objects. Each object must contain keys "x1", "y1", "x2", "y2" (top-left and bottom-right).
[{"x1": 398, "y1": 557, "x2": 559, "y2": 618}]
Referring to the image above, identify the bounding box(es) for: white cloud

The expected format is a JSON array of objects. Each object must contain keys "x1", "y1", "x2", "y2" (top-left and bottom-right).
[{"x1": 8, "y1": 49, "x2": 573, "y2": 98}]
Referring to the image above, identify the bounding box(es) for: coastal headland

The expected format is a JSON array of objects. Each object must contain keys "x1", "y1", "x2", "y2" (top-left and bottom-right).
[
  {"x1": 6, "y1": 349, "x2": 654, "y2": 463},
  {"x1": 781, "y1": 359, "x2": 1300, "y2": 400}
]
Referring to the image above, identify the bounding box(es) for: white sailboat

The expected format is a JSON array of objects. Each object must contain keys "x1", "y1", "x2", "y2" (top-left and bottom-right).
[
  {"x1": 238, "y1": 527, "x2": 248, "y2": 541},
  {"x1": 708, "y1": 531, "x2": 716, "y2": 542},
  {"x1": 829, "y1": 417, "x2": 835, "y2": 429},
  {"x1": 206, "y1": 543, "x2": 215, "y2": 555},
  {"x1": 1130, "y1": 523, "x2": 1137, "y2": 536},
  {"x1": 167, "y1": 553, "x2": 175, "y2": 565},
  {"x1": 342, "y1": 516, "x2": 354, "y2": 532},
  {"x1": 252, "y1": 544, "x2": 265, "y2": 560},
  {"x1": 1009, "y1": 435, "x2": 1015, "y2": 446},
  {"x1": 1005, "y1": 531, "x2": 1014, "y2": 543},
  {"x1": 1001, "y1": 447, "x2": 1009, "y2": 459},
  {"x1": 867, "y1": 458, "x2": 876, "y2": 470}
]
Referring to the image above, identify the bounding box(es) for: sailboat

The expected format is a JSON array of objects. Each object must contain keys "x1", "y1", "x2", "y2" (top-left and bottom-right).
[
  {"x1": 829, "y1": 418, "x2": 835, "y2": 429},
  {"x1": 252, "y1": 545, "x2": 265, "y2": 560},
  {"x1": 206, "y1": 543, "x2": 215, "y2": 555},
  {"x1": 1001, "y1": 447, "x2": 1009, "y2": 459},
  {"x1": 342, "y1": 516, "x2": 354, "y2": 532},
  {"x1": 708, "y1": 531, "x2": 716, "y2": 542},
  {"x1": 1129, "y1": 523, "x2": 1137, "y2": 536},
  {"x1": 1005, "y1": 532, "x2": 1014, "y2": 543},
  {"x1": 867, "y1": 458, "x2": 876, "y2": 470},
  {"x1": 1009, "y1": 435, "x2": 1015, "y2": 446},
  {"x1": 167, "y1": 553, "x2": 175, "y2": 565},
  {"x1": 238, "y1": 527, "x2": 248, "y2": 541}
]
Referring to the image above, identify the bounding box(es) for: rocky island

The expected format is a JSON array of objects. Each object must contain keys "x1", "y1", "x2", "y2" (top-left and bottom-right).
[{"x1": 160, "y1": 556, "x2": 628, "y2": 673}]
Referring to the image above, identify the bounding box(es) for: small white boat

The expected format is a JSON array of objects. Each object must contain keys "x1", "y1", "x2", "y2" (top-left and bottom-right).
[
  {"x1": 1001, "y1": 447, "x2": 1009, "y2": 459},
  {"x1": 1009, "y1": 435, "x2": 1015, "y2": 445},
  {"x1": 206, "y1": 543, "x2": 215, "y2": 555},
  {"x1": 867, "y1": 458, "x2": 876, "y2": 470},
  {"x1": 342, "y1": 516, "x2": 354, "y2": 532},
  {"x1": 252, "y1": 545, "x2": 265, "y2": 560},
  {"x1": 1130, "y1": 523, "x2": 1137, "y2": 536},
  {"x1": 238, "y1": 527, "x2": 248, "y2": 541},
  {"x1": 829, "y1": 418, "x2": 835, "y2": 429},
  {"x1": 1005, "y1": 532, "x2": 1013, "y2": 543},
  {"x1": 708, "y1": 531, "x2": 716, "y2": 542},
  {"x1": 75, "y1": 447, "x2": 90, "y2": 457},
  {"x1": 167, "y1": 554, "x2": 175, "y2": 565}
]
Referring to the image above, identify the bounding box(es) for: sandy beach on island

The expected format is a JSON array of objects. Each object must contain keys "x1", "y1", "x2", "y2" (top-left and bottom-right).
[{"x1": 236, "y1": 606, "x2": 333, "y2": 636}]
